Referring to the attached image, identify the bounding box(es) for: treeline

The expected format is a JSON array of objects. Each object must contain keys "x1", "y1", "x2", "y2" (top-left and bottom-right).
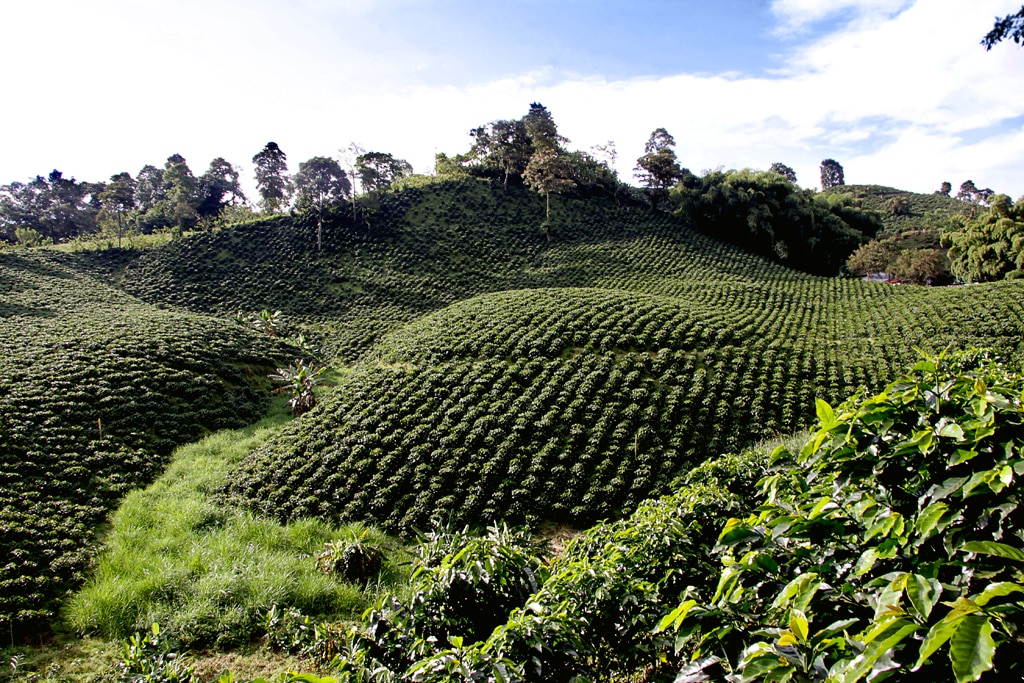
[
  {"x1": 0, "y1": 144, "x2": 413, "y2": 248},
  {"x1": 8, "y1": 100, "x2": 1016, "y2": 281},
  {"x1": 434, "y1": 105, "x2": 881, "y2": 273}
]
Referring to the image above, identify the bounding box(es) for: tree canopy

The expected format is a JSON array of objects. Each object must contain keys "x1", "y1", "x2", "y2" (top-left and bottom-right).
[
  {"x1": 672, "y1": 168, "x2": 880, "y2": 275},
  {"x1": 768, "y1": 162, "x2": 797, "y2": 183},
  {"x1": 944, "y1": 193, "x2": 1024, "y2": 281},
  {"x1": 634, "y1": 128, "x2": 687, "y2": 191},
  {"x1": 982, "y1": 5, "x2": 1024, "y2": 49},
  {"x1": 820, "y1": 158, "x2": 845, "y2": 189},
  {"x1": 253, "y1": 142, "x2": 290, "y2": 213},
  {"x1": 355, "y1": 152, "x2": 412, "y2": 194}
]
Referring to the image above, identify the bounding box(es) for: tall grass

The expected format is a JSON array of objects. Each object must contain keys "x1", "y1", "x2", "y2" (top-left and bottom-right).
[{"x1": 65, "y1": 411, "x2": 409, "y2": 649}]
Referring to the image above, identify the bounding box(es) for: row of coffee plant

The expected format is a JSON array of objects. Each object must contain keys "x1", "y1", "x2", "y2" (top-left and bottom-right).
[
  {"x1": 0, "y1": 251, "x2": 290, "y2": 631},
  {"x1": 228, "y1": 277, "x2": 1024, "y2": 533},
  {"x1": 245, "y1": 352, "x2": 1024, "y2": 682},
  {"x1": 106, "y1": 177, "x2": 805, "y2": 360}
]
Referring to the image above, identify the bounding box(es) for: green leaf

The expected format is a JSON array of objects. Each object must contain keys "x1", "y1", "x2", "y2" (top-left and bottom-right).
[
  {"x1": 914, "y1": 599, "x2": 979, "y2": 670},
  {"x1": 655, "y1": 599, "x2": 697, "y2": 633},
  {"x1": 938, "y1": 422, "x2": 966, "y2": 440},
  {"x1": 790, "y1": 609, "x2": 809, "y2": 643},
  {"x1": 915, "y1": 501, "x2": 950, "y2": 544},
  {"x1": 960, "y1": 541, "x2": 1024, "y2": 563},
  {"x1": 834, "y1": 618, "x2": 917, "y2": 683},
  {"x1": 854, "y1": 548, "x2": 879, "y2": 577},
  {"x1": 816, "y1": 398, "x2": 838, "y2": 429},
  {"x1": 906, "y1": 574, "x2": 942, "y2": 621},
  {"x1": 949, "y1": 614, "x2": 995, "y2": 683},
  {"x1": 771, "y1": 573, "x2": 822, "y2": 613},
  {"x1": 973, "y1": 582, "x2": 1024, "y2": 607}
]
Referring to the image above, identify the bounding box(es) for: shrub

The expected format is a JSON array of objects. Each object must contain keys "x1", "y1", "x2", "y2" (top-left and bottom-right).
[{"x1": 669, "y1": 350, "x2": 1024, "y2": 682}]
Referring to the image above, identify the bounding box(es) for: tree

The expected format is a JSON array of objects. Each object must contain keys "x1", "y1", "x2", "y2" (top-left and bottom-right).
[
  {"x1": 293, "y1": 156, "x2": 351, "y2": 252},
  {"x1": 524, "y1": 147, "x2": 576, "y2": 230},
  {"x1": 466, "y1": 119, "x2": 533, "y2": 188},
  {"x1": 935, "y1": 181, "x2": 952, "y2": 196},
  {"x1": 521, "y1": 103, "x2": 575, "y2": 229},
  {"x1": 355, "y1": 152, "x2": 412, "y2": 195},
  {"x1": 591, "y1": 141, "x2": 617, "y2": 173},
  {"x1": 339, "y1": 142, "x2": 365, "y2": 221},
  {"x1": 523, "y1": 102, "x2": 566, "y2": 153},
  {"x1": 253, "y1": 142, "x2": 290, "y2": 213},
  {"x1": 160, "y1": 154, "x2": 199, "y2": 232},
  {"x1": 197, "y1": 158, "x2": 246, "y2": 219},
  {"x1": 768, "y1": 162, "x2": 797, "y2": 183},
  {"x1": 0, "y1": 171, "x2": 97, "y2": 243},
  {"x1": 982, "y1": 5, "x2": 1024, "y2": 49},
  {"x1": 634, "y1": 128, "x2": 686, "y2": 191},
  {"x1": 887, "y1": 195, "x2": 912, "y2": 216},
  {"x1": 97, "y1": 172, "x2": 136, "y2": 247},
  {"x1": 671, "y1": 169, "x2": 879, "y2": 275},
  {"x1": 945, "y1": 193, "x2": 1024, "y2": 281},
  {"x1": 819, "y1": 158, "x2": 845, "y2": 188}
]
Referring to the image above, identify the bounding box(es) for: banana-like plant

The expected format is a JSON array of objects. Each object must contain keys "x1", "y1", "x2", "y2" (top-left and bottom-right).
[{"x1": 269, "y1": 360, "x2": 329, "y2": 416}]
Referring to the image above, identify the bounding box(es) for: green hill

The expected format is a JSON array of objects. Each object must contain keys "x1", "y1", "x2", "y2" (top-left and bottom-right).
[
  {"x1": 3, "y1": 175, "x2": 1024, "y2": 640},
  {"x1": 223, "y1": 236, "x2": 1024, "y2": 532},
  {"x1": 825, "y1": 183, "x2": 973, "y2": 237},
  {"x1": 0, "y1": 251, "x2": 290, "y2": 628}
]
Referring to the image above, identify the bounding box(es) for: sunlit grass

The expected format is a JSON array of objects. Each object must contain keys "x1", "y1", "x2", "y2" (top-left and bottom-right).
[{"x1": 65, "y1": 409, "x2": 410, "y2": 649}]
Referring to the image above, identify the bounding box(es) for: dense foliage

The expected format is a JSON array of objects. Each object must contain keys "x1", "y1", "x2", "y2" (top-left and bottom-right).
[
  {"x1": 671, "y1": 351, "x2": 1024, "y2": 682},
  {"x1": 944, "y1": 194, "x2": 1024, "y2": 282},
  {"x1": 670, "y1": 169, "x2": 881, "y2": 275},
  {"x1": 262, "y1": 354, "x2": 1022, "y2": 683},
  {"x1": 0, "y1": 251, "x2": 289, "y2": 631}
]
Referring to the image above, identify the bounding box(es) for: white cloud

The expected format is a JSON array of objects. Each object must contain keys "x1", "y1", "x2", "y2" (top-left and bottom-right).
[{"x1": 769, "y1": 0, "x2": 912, "y2": 35}]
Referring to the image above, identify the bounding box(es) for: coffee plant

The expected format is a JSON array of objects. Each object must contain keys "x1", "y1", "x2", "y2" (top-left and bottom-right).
[
  {"x1": 228, "y1": 277, "x2": 1024, "y2": 534},
  {"x1": 664, "y1": 350, "x2": 1024, "y2": 682},
  {"x1": 0, "y1": 251, "x2": 289, "y2": 633}
]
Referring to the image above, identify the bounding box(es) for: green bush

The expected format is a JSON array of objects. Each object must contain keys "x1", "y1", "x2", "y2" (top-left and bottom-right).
[{"x1": 670, "y1": 350, "x2": 1024, "y2": 682}]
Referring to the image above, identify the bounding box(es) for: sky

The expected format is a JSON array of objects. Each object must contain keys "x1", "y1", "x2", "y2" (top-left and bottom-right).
[{"x1": 1, "y1": 0, "x2": 1022, "y2": 197}]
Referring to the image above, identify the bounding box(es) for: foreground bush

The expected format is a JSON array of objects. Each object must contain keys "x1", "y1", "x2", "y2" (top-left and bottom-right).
[{"x1": 670, "y1": 350, "x2": 1024, "y2": 682}]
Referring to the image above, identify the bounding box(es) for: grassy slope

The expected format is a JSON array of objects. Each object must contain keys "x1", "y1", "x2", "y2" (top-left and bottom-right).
[
  {"x1": 0, "y1": 251, "x2": 291, "y2": 630},
  {"x1": 65, "y1": 411, "x2": 410, "y2": 648}
]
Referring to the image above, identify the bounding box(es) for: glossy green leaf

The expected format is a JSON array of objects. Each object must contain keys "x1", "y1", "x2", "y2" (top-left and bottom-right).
[{"x1": 949, "y1": 614, "x2": 995, "y2": 683}]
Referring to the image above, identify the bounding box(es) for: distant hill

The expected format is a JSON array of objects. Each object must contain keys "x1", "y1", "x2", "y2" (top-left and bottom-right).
[{"x1": 824, "y1": 183, "x2": 973, "y2": 237}]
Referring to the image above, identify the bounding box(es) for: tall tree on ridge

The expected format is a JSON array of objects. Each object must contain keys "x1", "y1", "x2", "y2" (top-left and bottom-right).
[
  {"x1": 98, "y1": 172, "x2": 136, "y2": 247},
  {"x1": 339, "y1": 142, "x2": 365, "y2": 221},
  {"x1": 355, "y1": 152, "x2": 413, "y2": 195},
  {"x1": 522, "y1": 103, "x2": 575, "y2": 229},
  {"x1": 197, "y1": 157, "x2": 246, "y2": 219},
  {"x1": 634, "y1": 128, "x2": 685, "y2": 190},
  {"x1": 294, "y1": 156, "x2": 351, "y2": 252},
  {"x1": 253, "y1": 142, "x2": 290, "y2": 213},
  {"x1": 820, "y1": 158, "x2": 845, "y2": 189},
  {"x1": 769, "y1": 162, "x2": 798, "y2": 184}
]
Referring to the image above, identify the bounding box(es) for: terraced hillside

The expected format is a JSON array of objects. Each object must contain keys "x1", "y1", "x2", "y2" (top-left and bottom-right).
[
  {"x1": 0, "y1": 252, "x2": 290, "y2": 628},
  {"x1": 110, "y1": 178, "x2": 815, "y2": 359}
]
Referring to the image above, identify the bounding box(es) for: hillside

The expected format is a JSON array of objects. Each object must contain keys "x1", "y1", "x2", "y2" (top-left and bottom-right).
[
  {"x1": 4, "y1": 175, "x2": 1024, "y2": 644},
  {"x1": 0, "y1": 252, "x2": 291, "y2": 629},
  {"x1": 825, "y1": 183, "x2": 973, "y2": 237}
]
